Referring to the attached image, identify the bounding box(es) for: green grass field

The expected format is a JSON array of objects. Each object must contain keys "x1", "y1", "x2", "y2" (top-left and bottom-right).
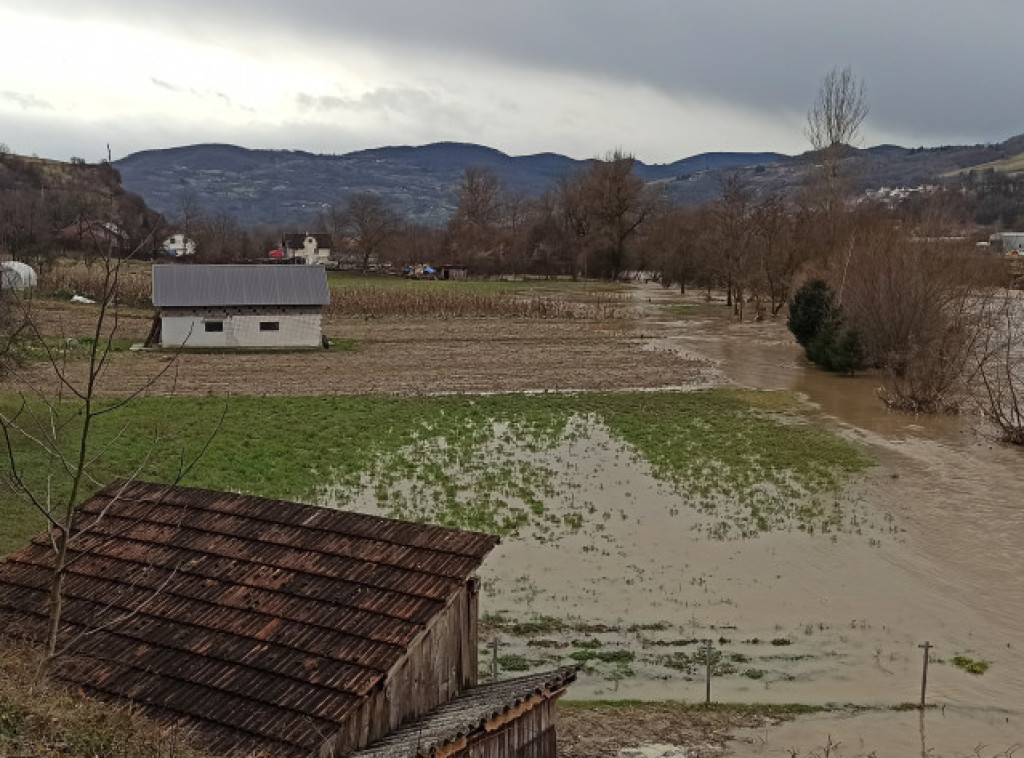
[{"x1": 0, "y1": 389, "x2": 871, "y2": 556}]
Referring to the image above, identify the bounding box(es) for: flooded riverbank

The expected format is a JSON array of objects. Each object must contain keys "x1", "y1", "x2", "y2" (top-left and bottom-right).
[
  {"x1": 318, "y1": 283, "x2": 1023, "y2": 752},
  {"x1": 637, "y1": 285, "x2": 1024, "y2": 752}
]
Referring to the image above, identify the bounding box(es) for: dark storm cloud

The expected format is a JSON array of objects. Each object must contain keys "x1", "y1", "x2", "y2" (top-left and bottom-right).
[
  {"x1": 250, "y1": 0, "x2": 1024, "y2": 144},
  {"x1": 6, "y1": 0, "x2": 1023, "y2": 148}
]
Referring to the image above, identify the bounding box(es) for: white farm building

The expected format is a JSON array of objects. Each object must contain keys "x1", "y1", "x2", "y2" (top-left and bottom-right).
[{"x1": 150, "y1": 264, "x2": 330, "y2": 349}]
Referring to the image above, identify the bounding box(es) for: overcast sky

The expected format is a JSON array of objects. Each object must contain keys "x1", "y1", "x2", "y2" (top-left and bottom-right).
[{"x1": 2, "y1": 1, "x2": 1022, "y2": 164}]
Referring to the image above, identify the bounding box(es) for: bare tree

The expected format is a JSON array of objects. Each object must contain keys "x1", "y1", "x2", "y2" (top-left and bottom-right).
[
  {"x1": 578, "y1": 150, "x2": 653, "y2": 279},
  {"x1": 0, "y1": 239, "x2": 220, "y2": 676},
  {"x1": 842, "y1": 220, "x2": 988, "y2": 412},
  {"x1": 708, "y1": 174, "x2": 755, "y2": 317},
  {"x1": 555, "y1": 172, "x2": 591, "y2": 278},
  {"x1": 194, "y1": 211, "x2": 242, "y2": 262},
  {"x1": 172, "y1": 188, "x2": 203, "y2": 260},
  {"x1": 0, "y1": 281, "x2": 30, "y2": 378},
  {"x1": 448, "y1": 167, "x2": 503, "y2": 264},
  {"x1": 804, "y1": 67, "x2": 869, "y2": 264},
  {"x1": 647, "y1": 205, "x2": 708, "y2": 294},
  {"x1": 969, "y1": 290, "x2": 1024, "y2": 444},
  {"x1": 806, "y1": 66, "x2": 868, "y2": 154},
  {"x1": 752, "y1": 193, "x2": 802, "y2": 317},
  {"x1": 341, "y1": 193, "x2": 399, "y2": 274}
]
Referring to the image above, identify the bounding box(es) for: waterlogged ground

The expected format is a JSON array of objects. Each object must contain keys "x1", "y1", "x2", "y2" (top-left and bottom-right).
[
  {"x1": 7, "y1": 282, "x2": 1020, "y2": 755},
  {"x1": 318, "y1": 393, "x2": 1022, "y2": 712},
  {"x1": 318, "y1": 392, "x2": 868, "y2": 541},
  {"x1": 728, "y1": 706, "x2": 1022, "y2": 758},
  {"x1": 319, "y1": 285, "x2": 1024, "y2": 754}
]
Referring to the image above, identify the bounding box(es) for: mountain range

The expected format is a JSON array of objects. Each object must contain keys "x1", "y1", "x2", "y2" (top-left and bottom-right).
[{"x1": 113, "y1": 136, "x2": 1024, "y2": 228}]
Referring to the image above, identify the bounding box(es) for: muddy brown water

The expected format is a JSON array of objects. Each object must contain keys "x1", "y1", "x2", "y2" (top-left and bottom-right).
[
  {"x1": 322, "y1": 284, "x2": 1023, "y2": 752},
  {"x1": 638, "y1": 286, "x2": 1024, "y2": 753}
]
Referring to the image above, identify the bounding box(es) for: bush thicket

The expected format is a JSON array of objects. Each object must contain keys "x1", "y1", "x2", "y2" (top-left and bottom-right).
[{"x1": 787, "y1": 279, "x2": 866, "y2": 375}]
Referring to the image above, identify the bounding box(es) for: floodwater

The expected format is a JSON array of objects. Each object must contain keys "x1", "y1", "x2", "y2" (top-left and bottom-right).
[
  {"x1": 321, "y1": 284, "x2": 1024, "y2": 752},
  {"x1": 728, "y1": 707, "x2": 1022, "y2": 758},
  {"x1": 638, "y1": 286, "x2": 1024, "y2": 752}
]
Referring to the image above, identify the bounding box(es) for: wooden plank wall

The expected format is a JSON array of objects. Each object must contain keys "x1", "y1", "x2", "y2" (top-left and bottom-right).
[
  {"x1": 457, "y1": 698, "x2": 558, "y2": 758},
  {"x1": 322, "y1": 584, "x2": 477, "y2": 757}
]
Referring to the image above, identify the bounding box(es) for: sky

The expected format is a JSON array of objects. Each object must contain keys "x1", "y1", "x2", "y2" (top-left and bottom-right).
[{"x1": 2, "y1": 1, "x2": 1022, "y2": 164}]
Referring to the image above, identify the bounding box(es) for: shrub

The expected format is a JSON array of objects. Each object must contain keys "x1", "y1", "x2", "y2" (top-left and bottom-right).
[
  {"x1": 829, "y1": 327, "x2": 868, "y2": 375},
  {"x1": 788, "y1": 279, "x2": 838, "y2": 348},
  {"x1": 788, "y1": 280, "x2": 865, "y2": 374},
  {"x1": 952, "y1": 655, "x2": 989, "y2": 675}
]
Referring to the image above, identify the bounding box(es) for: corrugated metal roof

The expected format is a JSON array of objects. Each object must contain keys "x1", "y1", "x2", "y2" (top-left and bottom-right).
[
  {"x1": 0, "y1": 480, "x2": 499, "y2": 757},
  {"x1": 351, "y1": 668, "x2": 577, "y2": 758},
  {"x1": 152, "y1": 264, "x2": 330, "y2": 307}
]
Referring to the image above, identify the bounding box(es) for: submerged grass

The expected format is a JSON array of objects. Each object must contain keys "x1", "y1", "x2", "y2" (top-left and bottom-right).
[
  {"x1": 0, "y1": 389, "x2": 872, "y2": 555},
  {"x1": 952, "y1": 655, "x2": 990, "y2": 675}
]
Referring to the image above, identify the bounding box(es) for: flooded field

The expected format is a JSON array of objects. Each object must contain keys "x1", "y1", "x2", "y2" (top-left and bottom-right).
[
  {"x1": 728, "y1": 706, "x2": 1022, "y2": 757},
  {"x1": 320, "y1": 284, "x2": 1023, "y2": 753}
]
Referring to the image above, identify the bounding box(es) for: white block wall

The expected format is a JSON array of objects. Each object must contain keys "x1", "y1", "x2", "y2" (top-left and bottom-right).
[{"x1": 160, "y1": 307, "x2": 324, "y2": 348}]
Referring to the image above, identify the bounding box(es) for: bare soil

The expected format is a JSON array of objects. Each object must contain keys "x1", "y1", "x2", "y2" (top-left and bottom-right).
[
  {"x1": 4, "y1": 306, "x2": 713, "y2": 396},
  {"x1": 557, "y1": 704, "x2": 783, "y2": 758}
]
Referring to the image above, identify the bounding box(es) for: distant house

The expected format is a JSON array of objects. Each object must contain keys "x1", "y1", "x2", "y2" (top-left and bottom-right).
[
  {"x1": 439, "y1": 264, "x2": 470, "y2": 281},
  {"x1": 0, "y1": 480, "x2": 575, "y2": 758},
  {"x1": 282, "y1": 232, "x2": 333, "y2": 264},
  {"x1": 55, "y1": 219, "x2": 128, "y2": 253},
  {"x1": 159, "y1": 233, "x2": 196, "y2": 257},
  {"x1": 150, "y1": 264, "x2": 330, "y2": 348},
  {"x1": 989, "y1": 232, "x2": 1024, "y2": 254}
]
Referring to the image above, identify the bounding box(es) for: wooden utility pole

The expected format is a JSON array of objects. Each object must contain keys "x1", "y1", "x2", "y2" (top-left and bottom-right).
[
  {"x1": 491, "y1": 637, "x2": 500, "y2": 682},
  {"x1": 918, "y1": 641, "x2": 933, "y2": 709},
  {"x1": 703, "y1": 639, "x2": 716, "y2": 705}
]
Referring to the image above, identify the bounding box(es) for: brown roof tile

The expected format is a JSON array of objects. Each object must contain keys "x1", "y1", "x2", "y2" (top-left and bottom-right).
[{"x1": 0, "y1": 480, "x2": 499, "y2": 757}]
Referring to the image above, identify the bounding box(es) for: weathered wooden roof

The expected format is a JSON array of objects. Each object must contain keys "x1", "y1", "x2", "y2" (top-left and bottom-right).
[
  {"x1": 351, "y1": 668, "x2": 577, "y2": 758},
  {"x1": 152, "y1": 264, "x2": 330, "y2": 307},
  {"x1": 0, "y1": 480, "x2": 499, "y2": 757}
]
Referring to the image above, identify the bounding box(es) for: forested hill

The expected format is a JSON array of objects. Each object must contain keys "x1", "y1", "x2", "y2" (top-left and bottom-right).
[
  {"x1": 113, "y1": 135, "x2": 1024, "y2": 227},
  {"x1": 113, "y1": 142, "x2": 786, "y2": 226}
]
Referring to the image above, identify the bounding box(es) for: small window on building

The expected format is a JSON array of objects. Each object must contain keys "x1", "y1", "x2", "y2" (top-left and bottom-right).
[
  {"x1": 204, "y1": 321, "x2": 224, "y2": 333},
  {"x1": 259, "y1": 321, "x2": 280, "y2": 331}
]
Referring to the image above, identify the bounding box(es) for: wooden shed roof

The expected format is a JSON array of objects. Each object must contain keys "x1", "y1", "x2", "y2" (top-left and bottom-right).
[
  {"x1": 351, "y1": 668, "x2": 577, "y2": 758},
  {"x1": 0, "y1": 480, "x2": 499, "y2": 757}
]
